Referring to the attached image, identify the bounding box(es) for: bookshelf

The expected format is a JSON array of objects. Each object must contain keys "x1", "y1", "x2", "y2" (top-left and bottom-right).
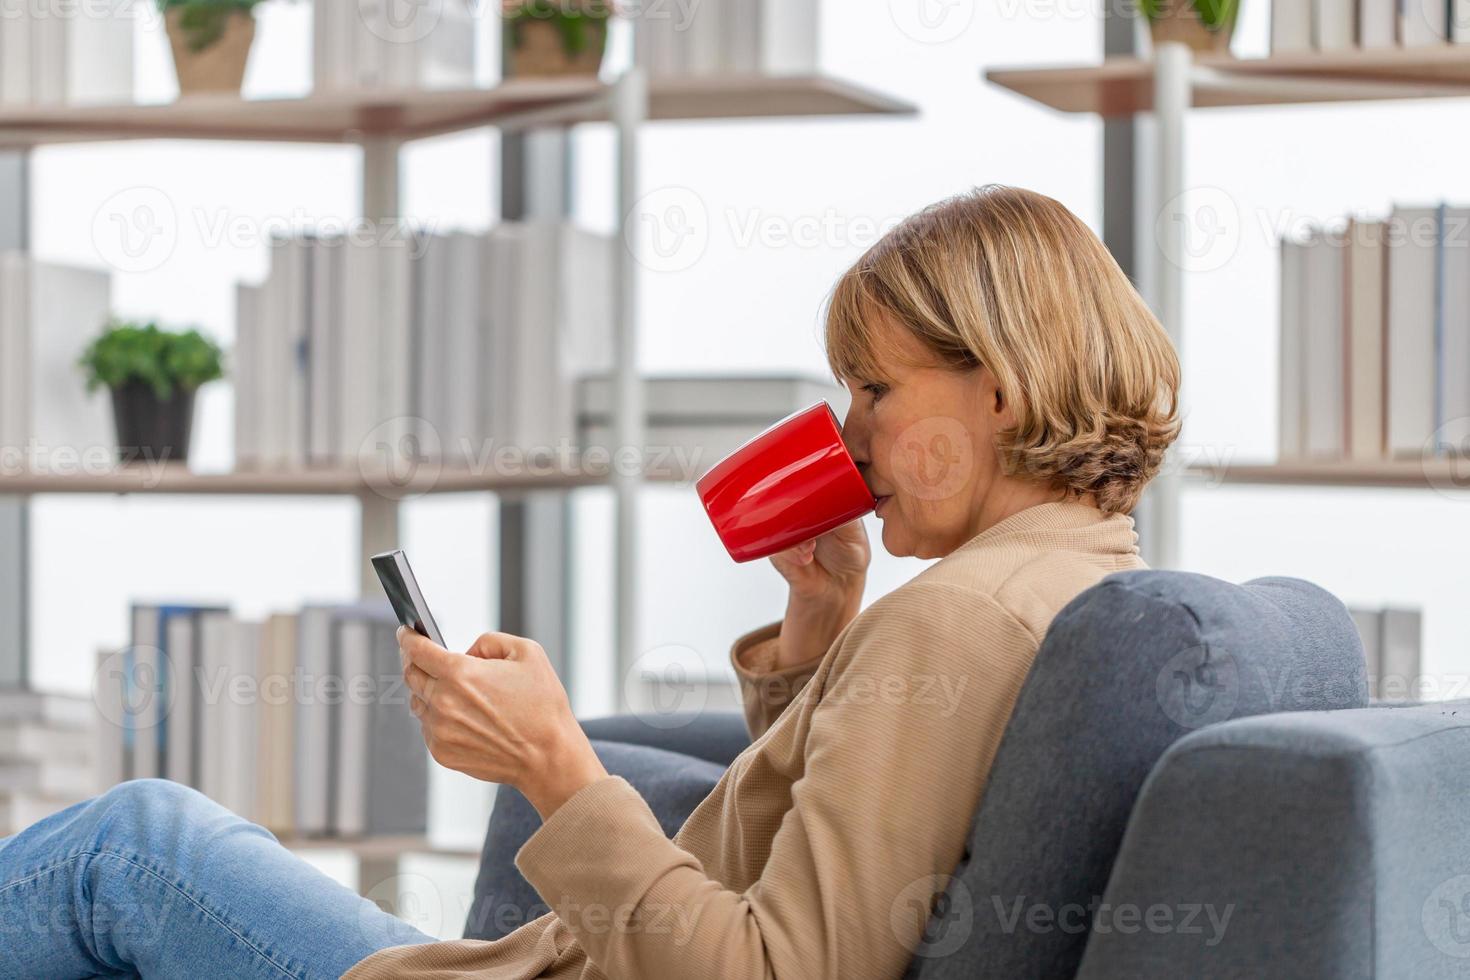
[{"x1": 984, "y1": 44, "x2": 1470, "y2": 567}]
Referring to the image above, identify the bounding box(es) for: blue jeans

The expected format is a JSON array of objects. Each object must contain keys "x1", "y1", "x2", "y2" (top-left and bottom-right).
[{"x1": 0, "y1": 779, "x2": 434, "y2": 979}]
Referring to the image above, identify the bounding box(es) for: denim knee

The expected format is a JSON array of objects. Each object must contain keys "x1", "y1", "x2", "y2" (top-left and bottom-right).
[{"x1": 92, "y1": 779, "x2": 235, "y2": 842}]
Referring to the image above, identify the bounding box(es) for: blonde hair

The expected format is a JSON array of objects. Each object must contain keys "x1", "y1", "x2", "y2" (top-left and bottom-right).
[{"x1": 823, "y1": 185, "x2": 1181, "y2": 515}]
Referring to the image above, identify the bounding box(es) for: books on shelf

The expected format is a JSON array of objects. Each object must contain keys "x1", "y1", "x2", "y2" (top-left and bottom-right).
[
  {"x1": 235, "y1": 221, "x2": 615, "y2": 471},
  {"x1": 1349, "y1": 605, "x2": 1422, "y2": 700},
  {"x1": 1277, "y1": 203, "x2": 1470, "y2": 463},
  {"x1": 636, "y1": 0, "x2": 818, "y2": 77},
  {"x1": 0, "y1": 254, "x2": 114, "y2": 455},
  {"x1": 97, "y1": 599, "x2": 429, "y2": 840},
  {"x1": 0, "y1": 4, "x2": 133, "y2": 107},
  {"x1": 0, "y1": 689, "x2": 96, "y2": 836},
  {"x1": 313, "y1": 0, "x2": 474, "y2": 93},
  {"x1": 1273, "y1": 0, "x2": 1452, "y2": 50}
]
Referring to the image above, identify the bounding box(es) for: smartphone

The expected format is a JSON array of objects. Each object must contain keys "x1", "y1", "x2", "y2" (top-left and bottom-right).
[{"x1": 371, "y1": 549, "x2": 446, "y2": 648}]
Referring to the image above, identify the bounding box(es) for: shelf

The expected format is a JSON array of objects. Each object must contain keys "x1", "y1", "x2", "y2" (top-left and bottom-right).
[
  {"x1": 1186, "y1": 459, "x2": 1470, "y2": 489},
  {"x1": 280, "y1": 834, "x2": 479, "y2": 861},
  {"x1": 0, "y1": 74, "x2": 916, "y2": 148},
  {"x1": 0, "y1": 460, "x2": 694, "y2": 496},
  {"x1": 986, "y1": 46, "x2": 1470, "y2": 116}
]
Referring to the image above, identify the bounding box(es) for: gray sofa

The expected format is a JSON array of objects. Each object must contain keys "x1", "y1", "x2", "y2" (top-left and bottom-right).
[{"x1": 465, "y1": 570, "x2": 1470, "y2": 978}]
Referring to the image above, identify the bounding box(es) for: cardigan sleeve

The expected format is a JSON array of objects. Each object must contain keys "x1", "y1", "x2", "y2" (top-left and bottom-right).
[
  {"x1": 514, "y1": 581, "x2": 1039, "y2": 980},
  {"x1": 727, "y1": 619, "x2": 824, "y2": 740}
]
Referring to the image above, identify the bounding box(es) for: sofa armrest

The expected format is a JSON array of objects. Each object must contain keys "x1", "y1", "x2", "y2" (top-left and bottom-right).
[
  {"x1": 463, "y1": 738, "x2": 728, "y2": 941},
  {"x1": 579, "y1": 710, "x2": 751, "y2": 768},
  {"x1": 1077, "y1": 699, "x2": 1470, "y2": 979}
]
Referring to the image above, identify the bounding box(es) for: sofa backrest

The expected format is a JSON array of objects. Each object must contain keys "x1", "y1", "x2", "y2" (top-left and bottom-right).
[
  {"x1": 903, "y1": 570, "x2": 1368, "y2": 980},
  {"x1": 1075, "y1": 698, "x2": 1470, "y2": 979}
]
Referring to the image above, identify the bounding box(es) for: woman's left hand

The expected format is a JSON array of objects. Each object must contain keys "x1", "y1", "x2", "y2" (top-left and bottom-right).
[{"x1": 398, "y1": 626, "x2": 608, "y2": 821}]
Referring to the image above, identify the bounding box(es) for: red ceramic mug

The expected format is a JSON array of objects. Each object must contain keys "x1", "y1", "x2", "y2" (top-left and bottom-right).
[{"x1": 696, "y1": 400, "x2": 877, "y2": 563}]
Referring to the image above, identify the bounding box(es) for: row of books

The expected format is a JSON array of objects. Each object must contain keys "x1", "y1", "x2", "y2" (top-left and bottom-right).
[
  {"x1": 1272, "y1": 0, "x2": 1470, "y2": 50},
  {"x1": 1277, "y1": 205, "x2": 1470, "y2": 461},
  {"x1": 0, "y1": 254, "x2": 114, "y2": 456},
  {"x1": 97, "y1": 601, "x2": 427, "y2": 838},
  {"x1": 634, "y1": 0, "x2": 817, "y2": 77},
  {"x1": 1348, "y1": 605, "x2": 1423, "y2": 701},
  {"x1": 313, "y1": 0, "x2": 475, "y2": 93},
  {"x1": 235, "y1": 222, "x2": 613, "y2": 470},
  {"x1": 0, "y1": 690, "x2": 95, "y2": 835},
  {"x1": 0, "y1": 7, "x2": 132, "y2": 107}
]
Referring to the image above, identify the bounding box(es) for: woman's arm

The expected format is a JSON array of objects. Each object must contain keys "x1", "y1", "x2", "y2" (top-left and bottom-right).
[{"x1": 514, "y1": 581, "x2": 1039, "y2": 980}]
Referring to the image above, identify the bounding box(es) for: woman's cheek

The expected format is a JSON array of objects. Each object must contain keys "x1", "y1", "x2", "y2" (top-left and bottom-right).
[{"x1": 887, "y1": 414, "x2": 976, "y2": 506}]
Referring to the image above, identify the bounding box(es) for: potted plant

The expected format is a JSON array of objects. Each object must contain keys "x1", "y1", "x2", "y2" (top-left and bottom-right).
[
  {"x1": 1140, "y1": 0, "x2": 1239, "y2": 55},
  {"x1": 502, "y1": 0, "x2": 614, "y2": 78},
  {"x1": 158, "y1": 0, "x2": 263, "y2": 94},
  {"x1": 78, "y1": 320, "x2": 225, "y2": 464}
]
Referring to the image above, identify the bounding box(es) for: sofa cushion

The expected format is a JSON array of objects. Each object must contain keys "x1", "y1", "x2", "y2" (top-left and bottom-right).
[
  {"x1": 905, "y1": 570, "x2": 1368, "y2": 980},
  {"x1": 1077, "y1": 699, "x2": 1470, "y2": 979}
]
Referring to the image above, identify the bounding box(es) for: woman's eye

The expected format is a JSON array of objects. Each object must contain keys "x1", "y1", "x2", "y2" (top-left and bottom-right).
[{"x1": 862, "y1": 383, "x2": 886, "y2": 402}]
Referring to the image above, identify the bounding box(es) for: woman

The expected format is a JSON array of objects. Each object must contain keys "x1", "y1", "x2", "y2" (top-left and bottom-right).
[{"x1": 0, "y1": 185, "x2": 1179, "y2": 979}]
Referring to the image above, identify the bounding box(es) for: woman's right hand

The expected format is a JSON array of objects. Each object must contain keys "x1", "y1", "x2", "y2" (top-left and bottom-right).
[{"x1": 767, "y1": 520, "x2": 871, "y2": 669}]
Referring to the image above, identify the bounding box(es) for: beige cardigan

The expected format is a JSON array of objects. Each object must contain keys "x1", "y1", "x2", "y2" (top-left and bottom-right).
[{"x1": 344, "y1": 499, "x2": 1145, "y2": 980}]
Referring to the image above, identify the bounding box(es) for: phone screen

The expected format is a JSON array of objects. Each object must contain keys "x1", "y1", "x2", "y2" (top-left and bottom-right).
[{"x1": 371, "y1": 550, "x2": 447, "y2": 648}]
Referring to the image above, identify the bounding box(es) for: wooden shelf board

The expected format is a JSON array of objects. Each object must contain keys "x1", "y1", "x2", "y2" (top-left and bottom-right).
[
  {"x1": 280, "y1": 834, "x2": 480, "y2": 860},
  {"x1": 0, "y1": 460, "x2": 693, "y2": 496},
  {"x1": 1187, "y1": 459, "x2": 1470, "y2": 489},
  {"x1": 986, "y1": 46, "x2": 1470, "y2": 116},
  {"x1": 0, "y1": 75, "x2": 915, "y2": 148}
]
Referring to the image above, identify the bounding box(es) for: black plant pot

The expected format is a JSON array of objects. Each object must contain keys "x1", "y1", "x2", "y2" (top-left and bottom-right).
[{"x1": 109, "y1": 380, "x2": 196, "y2": 464}]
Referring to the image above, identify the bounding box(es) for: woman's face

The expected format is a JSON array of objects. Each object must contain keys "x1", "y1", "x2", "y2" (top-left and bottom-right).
[{"x1": 839, "y1": 310, "x2": 1037, "y2": 559}]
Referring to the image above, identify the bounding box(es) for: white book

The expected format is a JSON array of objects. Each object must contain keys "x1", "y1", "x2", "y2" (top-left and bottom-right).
[
  {"x1": 1455, "y1": 0, "x2": 1470, "y2": 41},
  {"x1": 1440, "y1": 207, "x2": 1470, "y2": 453},
  {"x1": 129, "y1": 605, "x2": 162, "y2": 781},
  {"x1": 558, "y1": 226, "x2": 615, "y2": 449},
  {"x1": 332, "y1": 617, "x2": 373, "y2": 837},
  {"x1": 198, "y1": 610, "x2": 235, "y2": 808},
  {"x1": 256, "y1": 612, "x2": 297, "y2": 834},
  {"x1": 29, "y1": 260, "x2": 113, "y2": 459},
  {"x1": 485, "y1": 224, "x2": 525, "y2": 449},
  {"x1": 377, "y1": 233, "x2": 414, "y2": 462},
  {"x1": 308, "y1": 236, "x2": 342, "y2": 464},
  {"x1": 258, "y1": 249, "x2": 290, "y2": 467},
  {"x1": 1359, "y1": 0, "x2": 1397, "y2": 45},
  {"x1": 67, "y1": 4, "x2": 134, "y2": 104},
  {"x1": 0, "y1": 13, "x2": 31, "y2": 106},
  {"x1": 1271, "y1": 0, "x2": 1314, "y2": 51},
  {"x1": 225, "y1": 619, "x2": 262, "y2": 818},
  {"x1": 93, "y1": 647, "x2": 127, "y2": 790},
  {"x1": 282, "y1": 237, "x2": 312, "y2": 466},
  {"x1": 1303, "y1": 229, "x2": 1345, "y2": 458},
  {"x1": 1346, "y1": 219, "x2": 1386, "y2": 461},
  {"x1": 414, "y1": 233, "x2": 450, "y2": 459},
  {"x1": 1279, "y1": 237, "x2": 1307, "y2": 461},
  {"x1": 1313, "y1": 0, "x2": 1356, "y2": 47},
  {"x1": 1385, "y1": 206, "x2": 1439, "y2": 457},
  {"x1": 165, "y1": 614, "x2": 197, "y2": 787},
  {"x1": 234, "y1": 282, "x2": 263, "y2": 469},
  {"x1": 29, "y1": 10, "x2": 67, "y2": 105},
  {"x1": 688, "y1": 0, "x2": 730, "y2": 75},
  {"x1": 726, "y1": 0, "x2": 762, "y2": 72},
  {"x1": 337, "y1": 236, "x2": 380, "y2": 460},
  {"x1": 1379, "y1": 607, "x2": 1422, "y2": 700},
  {"x1": 515, "y1": 222, "x2": 561, "y2": 453},
  {"x1": 1399, "y1": 0, "x2": 1448, "y2": 44},
  {"x1": 445, "y1": 232, "x2": 485, "y2": 464},
  {"x1": 760, "y1": 0, "x2": 817, "y2": 74},
  {"x1": 294, "y1": 605, "x2": 336, "y2": 836}
]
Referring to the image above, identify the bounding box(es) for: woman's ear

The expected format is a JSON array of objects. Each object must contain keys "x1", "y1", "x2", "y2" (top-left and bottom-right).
[{"x1": 980, "y1": 366, "x2": 1018, "y2": 430}]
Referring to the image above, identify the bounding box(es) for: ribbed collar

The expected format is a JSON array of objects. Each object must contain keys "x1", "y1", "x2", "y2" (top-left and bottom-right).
[{"x1": 948, "y1": 499, "x2": 1138, "y2": 557}]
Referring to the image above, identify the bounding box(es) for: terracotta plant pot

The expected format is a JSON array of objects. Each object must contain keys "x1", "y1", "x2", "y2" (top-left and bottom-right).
[
  {"x1": 1148, "y1": 0, "x2": 1237, "y2": 56},
  {"x1": 165, "y1": 5, "x2": 257, "y2": 95},
  {"x1": 504, "y1": 16, "x2": 608, "y2": 77}
]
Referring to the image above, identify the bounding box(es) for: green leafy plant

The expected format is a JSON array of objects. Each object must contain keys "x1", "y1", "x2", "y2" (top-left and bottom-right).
[
  {"x1": 78, "y1": 320, "x2": 226, "y2": 400},
  {"x1": 156, "y1": 0, "x2": 264, "y2": 53},
  {"x1": 502, "y1": 0, "x2": 614, "y2": 58},
  {"x1": 1137, "y1": 0, "x2": 1238, "y2": 30}
]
